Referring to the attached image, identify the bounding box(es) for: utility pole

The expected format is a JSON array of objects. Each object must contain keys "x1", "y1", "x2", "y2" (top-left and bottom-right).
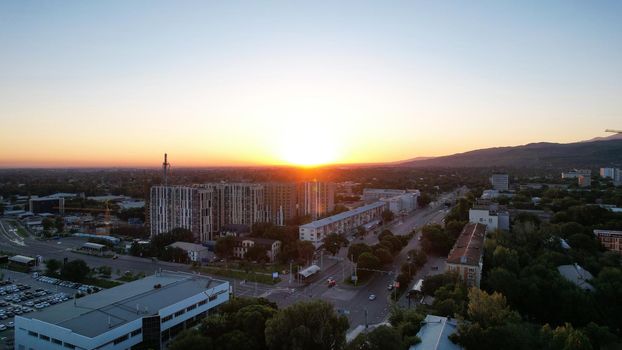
[
  {"x1": 365, "y1": 309, "x2": 368, "y2": 329},
  {"x1": 289, "y1": 261, "x2": 293, "y2": 285}
]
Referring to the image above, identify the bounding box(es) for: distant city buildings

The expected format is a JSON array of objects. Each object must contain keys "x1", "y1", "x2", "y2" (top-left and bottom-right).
[
  {"x1": 490, "y1": 173, "x2": 509, "y2": 191},
  {"x1": 15, "y1": 271, "x2": 230, "y2": 350},
  {"x1": 468, "y1": 203, "x2": 509, "y2": 232},
  {"x1": 166, "y1": 241, "x2": 213, "y2": 263},
  {"x1": 600, "y1": 167, "x2": 622, "y2": 184},
  {"x1": 150, "y1": 181, "x2": 335, "y2": 243},
  {"x1": 299, "y1": 201, "x2": 387, "y2": 244},
  {"x1": 561, "y1": 169, "x2": 591, "y2": 179},
  {"x1": 594, "y1": 229, "x2": 622, "y2": 254},
  {"x1": 362, "y1": 188, "x2": 419, "y2": 215},
  {"x1": 446, "y1": 223, "x2": 487, "y2": 288},
  {"x1": 29, "y1": 196, "x2": 64, "y2": 214},
  {"x1": 578, "y1": 174, "x2": 592, "y2": 187}
]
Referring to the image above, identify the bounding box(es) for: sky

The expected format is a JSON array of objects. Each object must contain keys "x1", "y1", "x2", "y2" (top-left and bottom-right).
[{"x1": 1, "y1": 0, "x2": 621, "y2": 167}]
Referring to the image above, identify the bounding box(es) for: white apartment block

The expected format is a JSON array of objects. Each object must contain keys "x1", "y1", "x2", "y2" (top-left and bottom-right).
[
  {"x1": 469, "y1": 204, "x2": 509, "y2": 232},
  {"x1": 150, "y1": 186, "x2": 208, "y2": 240},
  {"x1": 490, "y1": 174, "x2": 509, "y2": 191},
  {"x1": 363, "y1": 188, "x2": 419, "y2": 215},
  {"x1": 15, "y1": 272, "x2": 229, "y2": 350},
  {"x1": 299, "y1": 201, "x2": 387, "y2": 244}
]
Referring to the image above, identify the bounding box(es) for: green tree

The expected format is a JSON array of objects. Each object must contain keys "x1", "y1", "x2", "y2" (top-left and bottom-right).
[
  {"x1": 215, "y1": 236, "x2": 236, "y2": 259},
  {"x1": 246, "y1": 245, "x2": 268, "y2": 262},
  {"x1": 45, "y1": 259, "x2": 62, "y2": 275},
  {"x1": 374, "y1": 248, "x2": 393, "y2": 265},
  {"x1": 321, "y1": 233, "x2": 349, "y2": 256},
  {"x1": 60, "y1": 259, "x2": 90, "y2": 282},
  {"x1": 296, "y1": 240, "x2": 316, "y2": 263},
  {"x1": 265, "y1": 300, "x2": 349, "y2": 350},
  {"x1": 97, "y1": 265, "x2": 112, "y2": 277},
  {"x1": 346, "y1": 325, "x2": 403, "y2": 350},
  {"x1": 348, "y1": 243, "x2": 372, "y2": 262},
  {"x1": 540, "y1": 323, "x2": 593, "y2": 350},
  {"x1": 169, "y1": 330, "x2": 213, "y2": 350}
]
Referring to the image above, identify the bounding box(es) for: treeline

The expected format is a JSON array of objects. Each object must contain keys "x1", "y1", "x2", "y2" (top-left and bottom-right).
[{"x1": 129, "y1": 228, "x2": 195, "y2": 263}]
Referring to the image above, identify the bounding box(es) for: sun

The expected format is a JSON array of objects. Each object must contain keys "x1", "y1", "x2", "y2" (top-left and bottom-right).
[{"x1": 277, "y1": 126, "x2": 341, "y2": 167}]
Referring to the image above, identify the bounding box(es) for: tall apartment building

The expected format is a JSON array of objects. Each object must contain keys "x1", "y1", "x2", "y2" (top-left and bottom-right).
[
  {"x1": 150, "y1": 186, "x2": 212, "y2": 241},
  {"x1": 298, "y1": 181, "x2": 335, "y2": 220},
  {"x1": 600, "y1": 168, "x2": 622, "y2": 184},
  {"x1": 205, "y1": 183, "x2": 265, "y2": 233},
  {"x1": 490, "y1": 174, "x2": 509, "y2": 191},
  {"x1": 264, "y1": 182, "x2": 298, "y2": 226}
]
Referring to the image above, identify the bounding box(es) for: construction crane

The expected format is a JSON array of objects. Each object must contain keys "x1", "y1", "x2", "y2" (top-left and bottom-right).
[{"x1": 605, "y1": 129, "x2": 622, "y2": 134}]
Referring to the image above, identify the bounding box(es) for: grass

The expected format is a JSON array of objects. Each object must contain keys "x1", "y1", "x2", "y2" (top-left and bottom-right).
[
  {"x1": 86, "y1": 277, "x2": 123, "y2": 289},
  {"x1": 197, "y1": 266, "x2": 280, "y2": 285},
  {"x1": 117, "y1": 272, "x2": 146, "y2": 282},
  {"x1": 5, "y1": 220, "x2": 29, "y2": 238}
]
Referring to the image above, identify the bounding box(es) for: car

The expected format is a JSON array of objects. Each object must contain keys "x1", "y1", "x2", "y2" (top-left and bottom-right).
[
  {"x1": 387, "y1": 284, "x2": 394, "y2": 291},
  {"x1": 417, "y1": 236, "x2": 422, "y2": 241},
  {"x1": 327, "y1": 278, "x2": 336, "y2": 288},
  {"x1": 0, "y1": 315, "x2": 6, "y2": 320},
  {"x1": 368, "y1": 294, "x2": 377, "y2": 301},
  {"x1": 112, "y1": 255, "x2": 119, "y2": 260},
  {"x1": 0, "y1": 325, "x2": 6, "y2": 331},
  {"x1": 7, "y1": 322, "x2": 14, "y2": 328}
]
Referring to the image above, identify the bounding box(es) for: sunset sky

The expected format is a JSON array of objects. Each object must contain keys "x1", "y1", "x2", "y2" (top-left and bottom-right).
[{"x1": 1, "y1": 1, "x2": 621, "y2": 167}]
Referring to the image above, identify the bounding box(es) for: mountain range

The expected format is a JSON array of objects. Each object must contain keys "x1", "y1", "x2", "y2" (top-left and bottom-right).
[{"x1": 399, "y1": 134, "x2": 622, "y2": 169}]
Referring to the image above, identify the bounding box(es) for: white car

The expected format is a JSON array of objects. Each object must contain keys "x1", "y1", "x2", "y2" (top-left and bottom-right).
[
  {"x1": 368, "y1": 294, "x2": 377, "y2": 301},
  {"x1": 0, "y1": 324, "x2": 6, "y2": 331}
]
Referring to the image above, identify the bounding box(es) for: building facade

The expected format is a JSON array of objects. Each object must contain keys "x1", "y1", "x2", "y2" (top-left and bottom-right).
[
  {"x1": 446, "y1": 223, "x2": 487, "y2": 288},
  {"x1": 299, "y1": 201, "x2": 387, "y2": 244},
  {"x1": 150, "y1": 186, "x2": 209, "y2": 241},
  {"x1": 29, "y1": 197, "x2": 65, "y2": 214},
  {"x1": 233, "y1": 237, "x2": 281, "y2": 262},
  {"x1": 594, "y1": 229, "x2": 622, "y2": 253},
  {"x1": 264, "y1": 182, "x2": 298, "y2": 226},
  {"x1": 298, "y1": 181, "x2": 335, "y2": 220},
  {"x1": 490, "y1": 174, "x2": 509, "y2": 191},
  {"x1": 15, "y1": 272, "x2": 229, "y2": 350},
  {"x1": 562, "y1": 169, "x2": 591, "y2": 179},
  {"x1": 468, "y1": 204, "x2": 510, "y2": 232}
]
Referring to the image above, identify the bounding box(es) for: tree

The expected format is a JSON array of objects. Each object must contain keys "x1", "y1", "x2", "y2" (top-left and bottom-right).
[
  {"x1": 55, "y1": 216, "x2": 64, "y2": 233},
  {"x1": 45, "y1": 259, "x2": 62, "y2": 275},
  {"x1": 348, "y1": 243, "x2": 372, "y2": 262},
  {"x1": 356, "y1": 226, "x2": 367, "y2": 237},
  {"x1": 60, "y1": 259, "x2": 90, "y2": 282},
  {"x1": 417, "y1": 193, "x2": 432, "y2": 207},
  {"x1": 297, "y1": 240, "x2": 316, "y2": 263},
  {"x1": 42, "y1": 217, "x2": 55, "y2": 232},
  {"x1": 265, "y1": 300, "x2": 349, "y2": 350},
  {"x1": 97, "y1": 265, "x2": 112, "y2": 277},
  {"x1": 540, "y1": 323, "x2": 593, "y2": 350},
  {"x1": 169, "y1": 330, "x2": 213, "y2": 350},
  {"x1": 322, "y1": 233, "x2": 349, "y2": 256},
  {"x1": 215, "y1": 236, "x2": 236, "y2": 259},
  {"x1": 246, "y1": 245, "x2": 268, "y2": 262},
  {"x1": 346, "y1": 325, "x2": 403, "y2": 350},
  {"x1": 373, "y1": 248, "x2": 393, "y2": 265},
  {"x1": 381, "y1": 210, "x2": 395, "y2": 224},
  {"x1": 357, "y1": 252, "x2": 381, "y2": 278}
]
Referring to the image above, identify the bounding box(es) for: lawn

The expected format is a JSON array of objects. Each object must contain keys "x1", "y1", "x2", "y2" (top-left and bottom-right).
[{"x1": 197, "y1": 266, "x2": 280, "y2": 285}]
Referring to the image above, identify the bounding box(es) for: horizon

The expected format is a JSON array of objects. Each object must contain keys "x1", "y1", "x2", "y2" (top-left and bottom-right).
[{"x1": 1, "y1": 1, "x2": 621, "y2": 167}]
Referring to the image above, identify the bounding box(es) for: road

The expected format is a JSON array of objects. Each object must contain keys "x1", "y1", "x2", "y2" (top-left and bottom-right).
[{"x1": 266, "y1": 188, "x2": 465, "y2": 330}]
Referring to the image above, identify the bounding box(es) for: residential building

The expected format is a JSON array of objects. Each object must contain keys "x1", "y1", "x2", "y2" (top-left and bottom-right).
[
  {"x1": 264, "y1": 182, "x2": 298, "y2": 225},
  {"x1": 29, "y1": 197, "x2": 64, "y2": 214},
  {"x1": 205, "y1": 183, "x2": 265, "y2": 234},
  {"x1": 410, "y1": 315, "x2": 462, "y2": 350},
  {"x1": 562, "y1": 169, "x2": 591, "y2": 179},
  {"x1": 299, "y1": 201, "x2": 387, "y2": 244},
  {"x1": 219, "y1": 224, "x2": 251, "y2": 237},
  {"x1": 601, "y1": 167, "x2": 616, "y2": 179},
  {"x1": 362, "y1": 188, "x2": 407, "y2": 203},
  {"x1": 446, "y1": 223, "x2": 487, "y2": 287},
  {"x1": 490, "y1": 173, "x2": 509, "y2": 191},
  {"x1": 233, "y1": 237, "x2": 281, "y2": 262},
  {"x1": 167, "y1": 241, "x2": 214, "y2": 263},
  {"x1": 298, "y1": 181, "x2": 335, "y2": 220},
  {"x1": 578, "y1": 175, "x2": 591, "y2": 187},
  {"x1": 557, "y1": 264, "x2": 594, "y2": 291},
  {"x1": 150, "y1": 186, "x2": 211, "y2": 242},
  {"x1": 363, "y1": 188, "x2": 419, "y2": 214},
  {"x1": 468, "y1": 203, "x2": 509, "y2": 232},
  {"x1": 15, "y1": 271, "x2": 229, "y2": 350},
  {"x1": 594, "y1": 229, "x2": 622, "y2": 253}
]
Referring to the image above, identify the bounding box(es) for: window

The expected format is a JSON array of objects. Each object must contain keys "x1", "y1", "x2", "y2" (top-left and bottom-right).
[
  {"x1": 174, "y1": 309, "x2": 185, "y2": 317},
  {"x1": 52, "y1": 339, "x2": 62, "y2": 345},
  {"x1": 198, "y1": 299, "x2": 207, "y2": 306},
  {"x1": 162, "y1": 315, "x2": 173, "y2": 323},
  {"x1": 113, "y1": 334, "x2": 129, "y2": 345},
  {"x1": 186, "y1": 304, "x2": 197, "y2": 312},
  {"x1": 39, "y1": 335, "x2": 50, "y2": 341},
  {"x1": 64, "y1": 343, "x2": 76, "y2": 349},
  {"x1": 131, "y1": 329, "x2": 142, "y2": 337},
  {"x1": 28, "y1": 331, "x2": 38, "y2": 337}
]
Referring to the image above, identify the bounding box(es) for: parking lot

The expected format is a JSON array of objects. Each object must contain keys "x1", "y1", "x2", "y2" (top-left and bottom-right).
[{"x1": 0, "y1": 269, "x2": 102, "y2": 341}]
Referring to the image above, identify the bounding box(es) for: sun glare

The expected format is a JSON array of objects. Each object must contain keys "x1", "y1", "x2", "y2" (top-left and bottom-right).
[{"x1": 277, "y1": 124, "x2": 341, "y2": 167}]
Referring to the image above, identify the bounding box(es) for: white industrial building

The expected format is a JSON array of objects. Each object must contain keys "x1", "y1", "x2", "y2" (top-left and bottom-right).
[
  {"x1": 468, "y1": 204, "x2": 509, "y2": 232},
  {"x1": 299, "y1": 202, "x2": 387, "y2": 244},
  {"x1": 15, "y1": 271, "x2": 229, "y2": 350}
]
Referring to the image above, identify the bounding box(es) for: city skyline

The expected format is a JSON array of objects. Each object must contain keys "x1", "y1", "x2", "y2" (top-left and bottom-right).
[{"x1": 1, "y1": 1, "x2": 621, "y2": 168}]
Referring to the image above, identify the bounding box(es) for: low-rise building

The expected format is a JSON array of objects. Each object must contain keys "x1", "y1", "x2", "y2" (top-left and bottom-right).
[
  {"x1": 578, "y1": 175, "x2": 591, "y2": 187},
  {"x1": 410, "y1": 315, "x2": 462, "y2": 350},
  {"x1": 15, "y1": 271, "x2": 229, "y2": 350},
  {"x1": 446, "y1": 223, "x2": 487, "y2": 288},
  {"x1": 562, "y1": 169, "x2": 591, "y2": 179},
  {"x1": 29, "y1": 197, "x2": 64, "y2": 214},
  {"x1": 594, "y1": 229, "x2": 622, "y2": 253},
  {"x1": 233, "y1": 237, "x2": 281, "y2": 262},
  {"x1": 468, "y1": 203, "x2": 509, "y2": 232},
  {"x1": 557, "y1": 263, "x2": 594, "y2": 292},
  {"x1": 299, "y1": 202, "x2": 387, "y2": 244},
  {"x1": 166, "y1": 241, "x2": 213, "y2": 263}
]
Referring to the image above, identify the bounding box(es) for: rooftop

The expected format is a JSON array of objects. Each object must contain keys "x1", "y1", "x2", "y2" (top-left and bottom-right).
[
  {"x1": 300, "y1": 201, "x2": 386, "y2": 229},
  {"x1": 557, "y1": 264, "x2": 595, "y2": 292},
  {"x1": 447, "y1": 223, "x2": 486, "y2": 266},
  {"x1": 167, "y1": 241, "x2": 209, "y2": 251},
  {"x1": 18, "y1": 271, "x2": 227, "y2": 338},
  {"x1": 410, "y1": 315, "x2": 462, "y2": 350}
]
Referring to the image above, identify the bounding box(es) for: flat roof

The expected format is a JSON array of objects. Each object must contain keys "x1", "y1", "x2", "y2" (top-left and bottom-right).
[
  {"x1": 19, "y1": 271, "x2": 228, "y2": 338},
  {"x1": 167, "y1": 241, "x2": 208, "y2": 251},
  {"x1": 411, "y1": 315, "x2": 462, "y2": 350},
  {"x1": 82, "y1": 242, "x2": 106, "y2": 250},
  {"x1": 447, "y1": 223, "x2": 486, "y2": 266},
  {"x1": 557, "y1": 264, "x2": 594, "y2": 292},
  {"x1": 300, "y1": 202, "x2": 386, "y2": 229},
  {"x1": 9, "y1": 255, "x2": 35, "y2": 263}
]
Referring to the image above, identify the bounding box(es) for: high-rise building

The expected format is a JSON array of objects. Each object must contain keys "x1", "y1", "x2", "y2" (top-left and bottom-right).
[
  {"x1": 490, "y1": 174, "x2": 509, "y2": 191},
  {"x1": 298, "y1": 181, "x2": 335, "y2": 220},
  {"x1": 264, "y1": 182, "x2": 298, "y2": 225},
  {"x1": 204, "y1": 183, "x2": 265, "y2": 234},
  {"x1": 149, "y1": 186, "x2": 211, "y2": 241}
]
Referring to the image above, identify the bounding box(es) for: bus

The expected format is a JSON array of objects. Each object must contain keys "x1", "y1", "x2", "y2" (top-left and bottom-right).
[{"x1": 408, "y1": 278, "x2": 424, "y2": 297}]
